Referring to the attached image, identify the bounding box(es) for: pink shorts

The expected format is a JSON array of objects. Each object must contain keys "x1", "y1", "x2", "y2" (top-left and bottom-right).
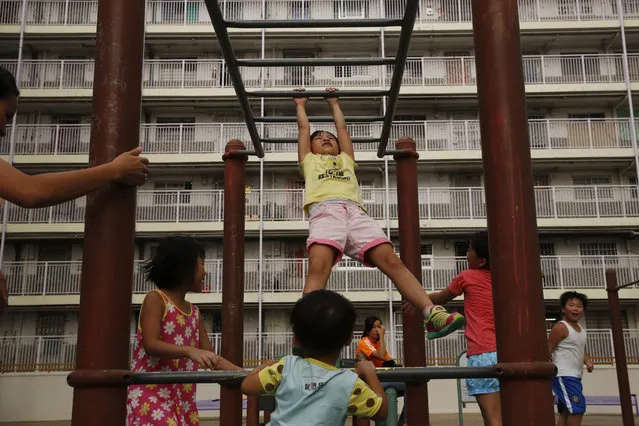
[{"x1": 307, "y1": 200, "x2": 391, "y2": 266}]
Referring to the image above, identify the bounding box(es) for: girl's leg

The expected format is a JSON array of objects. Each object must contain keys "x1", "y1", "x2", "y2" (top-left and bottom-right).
[
  {"x1": 365, "y1": 243, "x2": 432, "y2": 310},
  {"x1": 365, "y1": 243, "x2": 465, "y2": 339},
  {"x1": 304, "y1": 244, "x2": 338, "y2": 294},
  {"x1": 475, "y1": 392, "x2": 502, "y2": 426}
]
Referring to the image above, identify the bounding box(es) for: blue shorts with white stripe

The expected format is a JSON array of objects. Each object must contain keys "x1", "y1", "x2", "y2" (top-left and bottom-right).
[{"x1": 552, "y1": 376, "x2": 586, "y2": 415}]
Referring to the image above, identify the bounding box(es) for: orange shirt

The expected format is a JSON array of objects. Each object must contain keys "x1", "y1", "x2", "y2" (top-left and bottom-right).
[{"x1": 357, "y1": 336, "x2": 391, "y2": 368}]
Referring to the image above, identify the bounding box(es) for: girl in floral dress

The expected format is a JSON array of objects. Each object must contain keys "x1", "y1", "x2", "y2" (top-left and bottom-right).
[{"x1": 127, "y1": 236, "x2": 241, "y2": 426}]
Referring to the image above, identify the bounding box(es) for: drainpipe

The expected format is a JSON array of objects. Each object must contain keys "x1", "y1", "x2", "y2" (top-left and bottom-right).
[
  {"x1": 379, "y1": 24, "x2": 397, "y2": 356},
  {"x1": 257, "y1": 1, "x2": 265, "y2": 361},
  {"x1": 617, "y1": 0, "x2": 639, "y2": 185},
  {"x1": 0, "y1": 0, "x2": 28, "y2": 270}
]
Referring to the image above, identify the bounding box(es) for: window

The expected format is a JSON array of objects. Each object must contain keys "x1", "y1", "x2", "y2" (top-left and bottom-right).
[
  {"x1": 630, "y1": 176, "x2": 638, "y2": 199},
  {"x1": 156, "y1": 117, "x2": 195, "y2": 143},
  {"x1": 336, "y1": 0, "x2": 366, "y2": 18},
  {"x1": 586, "y1": 310, "x2": 628, "y2": 329},
  {"x1": 539, "y1": 242, "x2": 556, "y2": 256},
  {"x1": 36, "y1": 313, "x2": 66, "y2": 336},
  {"x1": 579, "y1": 242, "x2": 618, "y2": 265},
  {"x1": 421, "y1": 244, "x2": 433, "y2": 268},
  {"x1": 154, "y1": 182, "x2": 192, "y2": 205},
  {"x1": 579, "y1": 242, "x2": 618, "y2": 257},
  {"x1": 290, "y1": 0, "x2": 309, "y2": 19},
  {"x1": 572, "y1": 175, "x2": 612, "y2": 199},
  {"x1": 360, "y1": 179, "x2": 375, "y2": 202}
]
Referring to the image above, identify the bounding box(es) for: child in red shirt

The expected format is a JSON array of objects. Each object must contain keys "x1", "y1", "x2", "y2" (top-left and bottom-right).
[{"x1": 427, "y1": 231, "x2": 501, "y2": 426}]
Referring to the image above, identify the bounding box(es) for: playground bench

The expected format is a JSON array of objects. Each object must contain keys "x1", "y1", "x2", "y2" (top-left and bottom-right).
[{"x1": 584, "y1": 395, "x2": 639, "y2": 415}]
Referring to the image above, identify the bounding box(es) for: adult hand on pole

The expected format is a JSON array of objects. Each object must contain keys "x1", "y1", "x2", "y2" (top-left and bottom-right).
[{"x1": 110, "y1": 147, "x2": 150, "y2": 186}]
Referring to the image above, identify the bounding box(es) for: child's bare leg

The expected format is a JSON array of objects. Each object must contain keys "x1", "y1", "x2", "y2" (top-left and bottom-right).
[
  {"x1": 557, "y1": 411, "x2": 568, "y2": 426},
  {"x1": 365, "y1": 243, "x2": 433, "y2": 310},
  {"x1": 566, "y1": 414, "x2": 583, "y2": 426},
  {"x1": 304, "y1": 244, "x2": 337, "y2": 294},
  {"x1": 475, "y1": 393, "x2": 502, "y2": 426}
]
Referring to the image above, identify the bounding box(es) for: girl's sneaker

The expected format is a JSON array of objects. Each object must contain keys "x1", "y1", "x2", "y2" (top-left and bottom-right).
[{"x1": 425, "y1": 306, "x2": 466, "y2": 340}]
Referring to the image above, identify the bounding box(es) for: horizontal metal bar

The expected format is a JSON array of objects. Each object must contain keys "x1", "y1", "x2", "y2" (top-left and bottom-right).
[
  {"x1": 254, "y1": 116, "x2": 386, "y2": 123},
  {"x1": 225, "y1": 19, "x2": 404, "y2": 29},
  {"x1": 203, "y1": 0, "x2": 264, "y2": 158},
  {"x1": 129, "y1": 367, "x2": 497, "y2": 385},
  {"x1": 616, "y1": 279, "x2": 639, "y2": 290},
  {"x1": 247, "y1": 90, "x2": 390, "y2": 98},
  {"x1": 67, "y1": 363, "x2": 556, "y2": 388},
  {"x1": 377, "y1": 0, "x2": 420, "y2": 158},
  {"x1": 261, "y1": 137, "x2": 381, "y2": 144},
  {"x1": 236, "y1": 58, "x2": 396, "y2": 67}
]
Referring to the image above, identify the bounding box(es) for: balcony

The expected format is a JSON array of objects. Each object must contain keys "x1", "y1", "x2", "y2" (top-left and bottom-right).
[
  {"x1": 0, "y1": 328, "x2": 637, "y2": 372},
  {"x1": 1, "y1": 54, "x2": 636, "y2": 99},
  {"x1": 1, "y1": 186, "x2": 638, "y2": 235},
  {"x1": 2, "y1": 119, "x2": 635, "y2": 163},
  {"x1": 1, "y1": 0, "x2": 638, "y2": 33},
  {"x1": 4, "y1": 255, "x2": 639, "y2": 298}
]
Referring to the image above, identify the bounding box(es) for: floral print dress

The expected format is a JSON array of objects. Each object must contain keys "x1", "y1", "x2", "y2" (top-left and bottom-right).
[{"x1": 127, "y1": 290, "x2": 201, "y2": 426}]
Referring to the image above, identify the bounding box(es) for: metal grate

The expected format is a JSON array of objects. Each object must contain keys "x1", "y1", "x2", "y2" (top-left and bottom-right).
[{"x1": 202, "y1": 0, "x2": 420, "y2": 158}]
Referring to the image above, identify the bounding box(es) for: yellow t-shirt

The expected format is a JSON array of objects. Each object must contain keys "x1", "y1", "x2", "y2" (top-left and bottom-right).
[
  {"x1": 300, "y1": 152, "x2": 365, "y2": 214},
  {"x1": 259, "y1": 357, "x2": 383, "y2": 419}
]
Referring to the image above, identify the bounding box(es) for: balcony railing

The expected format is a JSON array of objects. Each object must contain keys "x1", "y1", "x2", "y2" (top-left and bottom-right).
[
  {"x1": 1, "y1": 329, "x2": 637, "y2": 372},
  {"x1": 1, "y1": 54, "x2": 636, "y2": 93},
  {"x1": 5, "y1": 255, "x2": 639, "y2": 296},
  {"x1": 1, "y1": 0, "x2": 638, "y2": 27},
  {"x1": 2, "y1": 118, "x2": 635, "y2": 156},
  {"x1": 2, "y1": 186, "x2": 639, "y2": 227}
]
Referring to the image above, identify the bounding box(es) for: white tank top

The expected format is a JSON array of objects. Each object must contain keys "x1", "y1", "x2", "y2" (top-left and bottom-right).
[{"x1": 552, "y1": 320, "x2": 587, "y2": 378}]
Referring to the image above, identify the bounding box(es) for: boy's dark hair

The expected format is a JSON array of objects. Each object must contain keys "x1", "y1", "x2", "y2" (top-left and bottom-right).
[
  {"x1": 144, "y1": 236, "x2": 205, "y2": 290},
  {"x1": 0, "y1": 66, "x2": 20, "y2": 99},
  {"x1": 470, "y1": 231, "x2": 490, "y2": 269},
  {"x1": 559, "y1": 291, "x2": 588, "y2": 310},
  {"x1": 362, "y1": 315, "x2": 382, "y2": 338},
  {"x1": 291, "y1": 290, "x2": 356, "y2": 356},
  {"x1": 310, "y1": 130, "x2": 341, "y2": 153}
]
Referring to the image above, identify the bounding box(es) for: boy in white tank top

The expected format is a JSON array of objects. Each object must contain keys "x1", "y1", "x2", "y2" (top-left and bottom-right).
[{"x1": 548, "y1": 291, "x2": 594, "y2": 426}]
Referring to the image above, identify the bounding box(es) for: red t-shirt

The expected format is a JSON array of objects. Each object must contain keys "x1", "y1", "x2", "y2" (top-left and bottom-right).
[{"x1": 448, "y1": 269, "x2": 496, "y2": 356}]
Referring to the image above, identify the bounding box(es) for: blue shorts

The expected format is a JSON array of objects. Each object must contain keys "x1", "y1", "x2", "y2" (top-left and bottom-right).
[
  {"x1": 553, "y1": 377, "x2": 586, "y2": 415},
  {"x1": 466, "y1": 351, "x2": 500, "y2": 396}
]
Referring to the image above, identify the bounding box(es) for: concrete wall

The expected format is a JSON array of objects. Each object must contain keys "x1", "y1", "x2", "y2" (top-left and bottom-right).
[{"x1": 1, "y1": 367, "x2": 637, "y2": 421}]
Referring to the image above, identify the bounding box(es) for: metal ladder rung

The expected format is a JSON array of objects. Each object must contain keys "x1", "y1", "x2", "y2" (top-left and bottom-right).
[
  {"x1": 236, "y1": 58, "x2": 396, "y2": 67},
  {"x1": 225, "y1": 19, "x2": 404, "y2": 29},
  {"x1": 247, "y1": 90, "x2": 390, "y2": 98},
  {"x1": 261, "y1": 137, "x2": 381, "y2": 144},
  {"x1": 255, "y1": 116, "x2": 386, "y2": 123}
]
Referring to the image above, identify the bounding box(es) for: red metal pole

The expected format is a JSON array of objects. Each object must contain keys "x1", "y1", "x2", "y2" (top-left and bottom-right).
[
  {"x1": 70, "y1": 0, "x2": 145, "y2": 424},
  {"x1": 470, "y1": 0, "x2": 556, "y2": 424},
  {"x1": 353, "y1": 416, "x2": 370, "y2": 426},
  {"x1": 221, "y1": 140, "x2": 248, "y2": 426},
  {"x1": 394, "y1": 137, "x2": 429, "y2": 426},
  {"x1": 247, "y1": 395, "x2": 259, "y2": 426},
  {"x1": 605, "y1": 270, "x2": 635, "y2": 426}
]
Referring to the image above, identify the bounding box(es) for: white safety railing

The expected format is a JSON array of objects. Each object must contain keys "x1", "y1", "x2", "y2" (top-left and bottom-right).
[
  {"x1": 3, "y1": 119, "x2": 635, "y2": 156},
  {"x1": 4, "y1": 255, "x2": 639, "y2": 296},
  {"x1": 1, "y1": 54, "x2": 636, "y2": 92},
  {"x1": 1, "y1": 0, "x2": 638, "y2": 26},
  {"x1": 1, "y1": 329, "x2": 637, "y2": 372},
  {"x1": 2, "y1": 185, "x2": 639, "y2": 225}
]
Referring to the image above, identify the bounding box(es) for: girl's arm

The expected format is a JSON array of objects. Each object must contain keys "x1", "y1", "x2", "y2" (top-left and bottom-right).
[
  {"x1": 547, "y1": 322, "x2": 568, "y2": 359},
  {"x1": 197, "y1": 321, "x2": 243, "y2": 371},
  {"x1": 139, "y1": 292, "x2": 218, "y2": 369},
  {"x1": 325, "y1": 88, "x2": 354, "y2": 160},
  {"x1": 427, "y1": 289, "x2": 456, "y2": 306},
  {"x1": 294, "y1": 88, "x2": 311, "y2": 163},
  {"x1": 0, "y1": 147, "x2": 149, "y2": 208}
]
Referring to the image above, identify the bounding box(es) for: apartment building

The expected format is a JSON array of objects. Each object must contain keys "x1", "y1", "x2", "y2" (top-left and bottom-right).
[{"x1": 1, "y1": 0, "x2": 639, "y2": 421}]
